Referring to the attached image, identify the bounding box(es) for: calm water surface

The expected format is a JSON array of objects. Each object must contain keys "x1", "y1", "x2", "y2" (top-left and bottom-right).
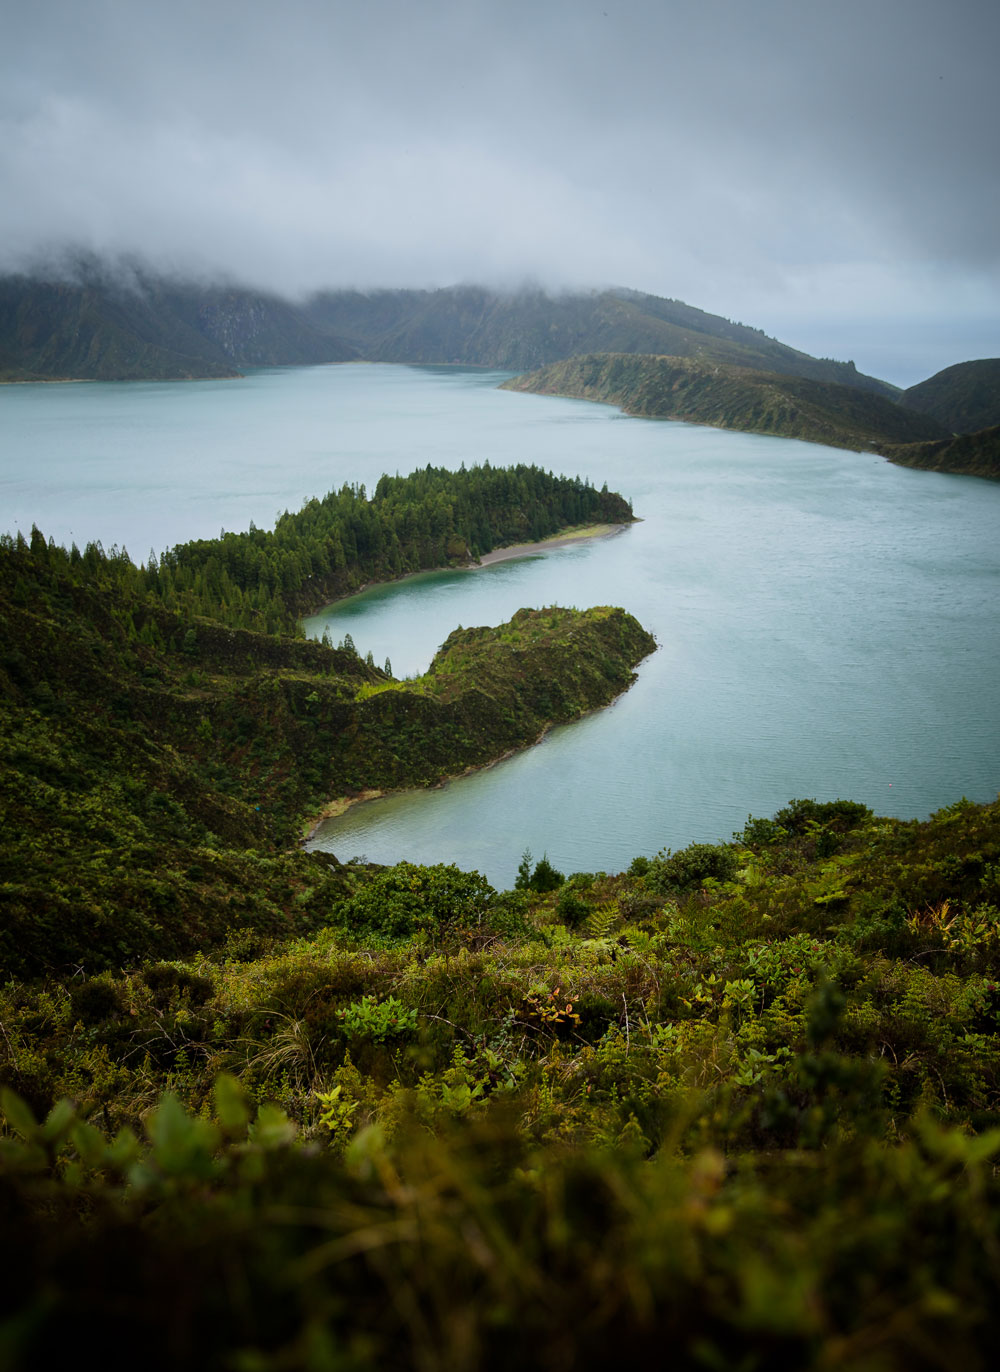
[{"x1": 4, "y1": 364, "x2": 998, "y2": 887}]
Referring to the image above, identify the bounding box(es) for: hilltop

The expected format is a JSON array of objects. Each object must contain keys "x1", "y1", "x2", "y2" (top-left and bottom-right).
[{"x1": 899, "y1": 358, "x2": 1000, "y2": 434}]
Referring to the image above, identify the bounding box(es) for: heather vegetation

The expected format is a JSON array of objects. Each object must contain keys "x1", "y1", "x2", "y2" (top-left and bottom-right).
[{"x1": 3, "y1": 463, "x2": 1000, "y2": 1367}]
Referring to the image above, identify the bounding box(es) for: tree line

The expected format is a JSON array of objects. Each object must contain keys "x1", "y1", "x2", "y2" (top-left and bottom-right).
[{"x1": 2, "y1": 463, "x2": 633, "y2": 637}]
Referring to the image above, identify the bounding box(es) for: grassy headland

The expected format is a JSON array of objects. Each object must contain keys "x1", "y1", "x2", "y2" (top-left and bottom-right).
[
  {"x1": 883, "y1": 424, "x2": 1000, "y2": 481},
  {"x1": 503, "y1": 352, "x2": 948, "y2": 453}
]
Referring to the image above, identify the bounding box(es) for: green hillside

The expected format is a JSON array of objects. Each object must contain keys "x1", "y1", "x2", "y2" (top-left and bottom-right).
[
  {"x1": 503, "y1": 352, "x2": 947, "y2": 451},
  {"x1": 0, "y1": 473, "x2": 649, "y2": 980},
  {"x1": 883, "y1": 424, "x2": 1000, "y2": 481},
  {"x1": 305, "y1": 283, "x2": 896, "y2": 394},
  {"x1": 3, "y1": 764, "x2": 1000, "y2": 1365},
  {"x1": 0, "y1": 266, "x2": 355, "y2": 382},
  {"x1": 900, "y1": 358, "x2": 1000, "y2": 434},
  {"x1": 1, "y1": 264, "x2": 896, "y2": 392}
]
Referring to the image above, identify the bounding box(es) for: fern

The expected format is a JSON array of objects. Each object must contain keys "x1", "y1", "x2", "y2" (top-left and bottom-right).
[{"x1": 584, "y1": 902, "x2": 621, "y2": 941}]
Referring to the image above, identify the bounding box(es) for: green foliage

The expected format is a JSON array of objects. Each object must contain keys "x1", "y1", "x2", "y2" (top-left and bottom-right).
[
  {"x1": 772, "y1": 796, "x2": 873, "y2": 835},
  {"x1": 529, "y1": 854, "x2": 565, "y2": 892},
  {"x1": 2, "y1": 793, "x2": 1000, "y2": 1363},
  {"x1": 337, "y1": 995, "x2": 418, "y2": 1042},
  {"x1": 515, "y1": 849, "x2": 565, "y2": 893},
  {"x1": 645, "y1": 839, "x2": 742, "y2": 892},
  {"x1": 333, "y1": 862, "x2": 497, "y2": 942},
  {"x1": 4, "y1": 1083, "x2": 1000, "y2": 1369}
]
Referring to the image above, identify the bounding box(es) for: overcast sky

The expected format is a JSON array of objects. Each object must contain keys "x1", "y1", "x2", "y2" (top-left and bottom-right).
[{"x1": 2, "y1": 0, "x2": 998, "y2": 384}]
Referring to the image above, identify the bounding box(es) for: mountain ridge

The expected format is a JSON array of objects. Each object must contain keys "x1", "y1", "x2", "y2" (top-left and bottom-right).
[
  {"x1": 0, "y1": 267, "x2": 356, "y2": 382},
  {"x1": 303, "y1": 282, "x2": 897, "y2": 394},
  {"x1": 0, "y1": 264, "x2": 893, "y2": 394}
]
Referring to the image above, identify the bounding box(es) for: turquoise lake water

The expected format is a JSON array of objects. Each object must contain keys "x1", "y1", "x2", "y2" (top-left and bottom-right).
[{"x1": 4, "y1": 363, "x2": 999, "y2": 887}]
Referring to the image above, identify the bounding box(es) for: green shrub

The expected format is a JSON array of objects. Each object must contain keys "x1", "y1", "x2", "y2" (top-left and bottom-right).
[
  {"x1": 337, "y1": 995, "x2": 418, "y2": 1043},
  {"x1": 773, "y1": 797, "x2": 872, "y2": 835},
  {"x1": 335, "y1": 862, "x2": 497, "y2": 941},
  {"x1": 646, "y1": 841, "x2": 742, "y2": 893}
]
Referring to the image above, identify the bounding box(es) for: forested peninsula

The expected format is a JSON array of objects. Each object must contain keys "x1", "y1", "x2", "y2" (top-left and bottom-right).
[{"x1": 0, "y1": 465, "x2": 647, "y2": 977}]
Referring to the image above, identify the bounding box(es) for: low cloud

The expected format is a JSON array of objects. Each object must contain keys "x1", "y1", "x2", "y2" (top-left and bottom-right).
[{"x1": 3, "y1": 0, "x2": 998, "y2": 378}]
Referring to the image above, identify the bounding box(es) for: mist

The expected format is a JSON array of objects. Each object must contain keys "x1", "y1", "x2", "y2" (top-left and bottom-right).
[{"x1": 3, "y1": 0, "x2": 999, "y2": 384}]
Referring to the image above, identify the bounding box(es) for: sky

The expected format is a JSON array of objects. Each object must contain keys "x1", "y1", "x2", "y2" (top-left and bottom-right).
[{"x1": 2, "y1": 0, "x2": 998, "y2": 386}]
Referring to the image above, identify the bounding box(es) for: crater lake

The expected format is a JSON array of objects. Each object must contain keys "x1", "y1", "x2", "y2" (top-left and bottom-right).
[{"x1": 4, "y1": 362, "x2": 998, "y2": 887}]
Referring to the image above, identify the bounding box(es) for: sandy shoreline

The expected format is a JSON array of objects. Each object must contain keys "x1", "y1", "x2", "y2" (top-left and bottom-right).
[
  {"x1": 320, "y1": 521, "x2": 634, "y2": 607},
  {"x1": 471, "y1": 521, "x2": 629, "y2": 567}
]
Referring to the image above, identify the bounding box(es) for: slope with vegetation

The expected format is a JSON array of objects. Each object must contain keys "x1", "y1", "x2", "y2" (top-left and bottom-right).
[
  {"x1": 0, "y1": 478, "x2": 651, "y2": 980},
  {"x1": 900, "y1": 358, "x2": 1000, "y2": 434},
  {"x1": 3, "y1": 787, "x2": 1000, "y2": 1367},
  {"x1": 1, "y1": 261, "x2": 895, "y2": 393},
  {"x1": 0, "y1": 261, "x2": 355, "y2": 382},
  {"x1": 504, "y1": 352, "x2": 948, "y2": 452},
  {"x1": 883, "y1": 424, "x2": 1000, "y2": 481}
]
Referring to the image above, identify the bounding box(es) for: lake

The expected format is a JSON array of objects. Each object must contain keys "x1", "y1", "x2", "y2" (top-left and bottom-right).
[{"x1": 4, "y1": 363, "x2": 999, "y2": 888}]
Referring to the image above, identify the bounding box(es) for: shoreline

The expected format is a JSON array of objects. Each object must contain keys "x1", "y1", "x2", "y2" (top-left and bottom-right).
[
  {"x1": 309, "y1": 521, "x2": 633, "y2": 613},
  {"x1": 471, "y1": 521, "x2": 630, "y2": 568},
  {"x1": 298, "y1": 521, "x2": 641, "y2": 845},
  {"x1": 299, "y1": 668, "x2": 650, "y2": 847}
]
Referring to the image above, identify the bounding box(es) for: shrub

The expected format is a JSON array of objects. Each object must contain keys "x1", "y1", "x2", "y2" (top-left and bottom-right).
[
  {"x1": 773, "y1": 798, "x2": 872, "y2": 836},
  {"x1": 646, "y1": 841, "x2": 741, "y2": 893},
  {"x1": 335, "y1": 862, "x2": 497, "y2": 941}
]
